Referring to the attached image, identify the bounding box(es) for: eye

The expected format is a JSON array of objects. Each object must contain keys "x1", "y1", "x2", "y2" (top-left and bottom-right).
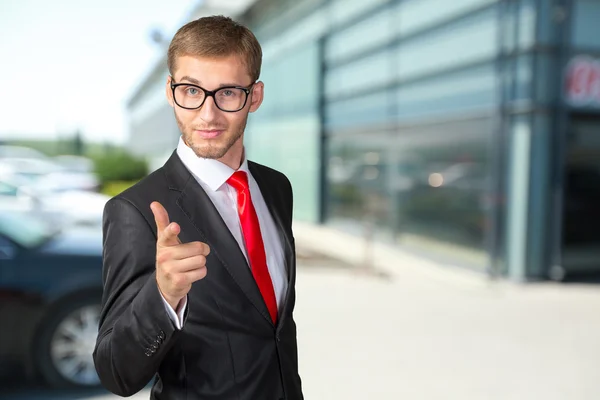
[
  {"x1": 186, "y1": 87, "x2": 200, "y2": 96},
  {"x1": 221, "y1": 89, "x2": 234, "y2": 97}
]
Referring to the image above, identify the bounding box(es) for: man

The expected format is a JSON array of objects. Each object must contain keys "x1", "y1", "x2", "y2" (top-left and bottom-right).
[{"x1": 93, "y1": 16, "x2": 303, "y2": 400}]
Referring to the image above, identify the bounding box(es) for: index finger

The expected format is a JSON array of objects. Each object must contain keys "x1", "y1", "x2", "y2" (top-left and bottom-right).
[
  {"x1": 150, "y1": 201, "x2": 170, "y2": 232},
  {"x1": 151, "y1": 202, "x2": 182, "y2": 246}
]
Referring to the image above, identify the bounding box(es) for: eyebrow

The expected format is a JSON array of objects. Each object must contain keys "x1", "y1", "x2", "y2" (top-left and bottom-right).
[
  {"x1": 179, "y1": 75, "x2": 201, "y2": 85},
  {"x1": 178, "y1": 76, "x2": 247, "y2": 88}
]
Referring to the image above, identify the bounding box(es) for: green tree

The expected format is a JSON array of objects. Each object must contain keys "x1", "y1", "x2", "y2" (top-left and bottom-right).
[{"x1": 93, "y1": 151, "x2": 148, "y2": 185}]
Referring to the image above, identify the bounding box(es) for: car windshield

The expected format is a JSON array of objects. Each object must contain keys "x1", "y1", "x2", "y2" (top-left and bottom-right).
[{"x1": 0, "y1": 212, "x2": 57, "y2": 247}]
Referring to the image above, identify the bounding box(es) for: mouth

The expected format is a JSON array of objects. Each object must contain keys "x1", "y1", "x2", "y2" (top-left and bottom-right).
[{"x1": 195, "y1": 129, "x2": 224, "y2": 139}]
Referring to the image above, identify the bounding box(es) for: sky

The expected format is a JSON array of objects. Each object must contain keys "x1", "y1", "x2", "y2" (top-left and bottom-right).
[{"x1": 0, "y1": 0, "x2": 199, "y2": 144}]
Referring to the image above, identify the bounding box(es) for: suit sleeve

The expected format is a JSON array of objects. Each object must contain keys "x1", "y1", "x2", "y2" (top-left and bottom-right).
[
  {"x1": 281, "y1": 172, "x2": 294, "y2": 228},
  {"x1": 281, "y1": 172, "x2": 303, "y2": 397},
  {"x1": 93, "y1": 197, "x2": 183, "y2": 396}
]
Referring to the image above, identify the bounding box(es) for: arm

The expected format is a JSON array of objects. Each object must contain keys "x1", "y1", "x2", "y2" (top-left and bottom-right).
[{"x1": 93, "y1": 197, "x2": 182, "y2": 396}]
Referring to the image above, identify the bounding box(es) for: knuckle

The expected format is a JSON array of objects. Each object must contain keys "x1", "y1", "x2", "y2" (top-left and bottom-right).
[
  {"x1": 172, "y1": 275, "x2": 186, "y2": 288},
  {"x1": 159, "y1": 269, "x2": 172, "y2": 283},
  {"x1": 156, "y1": 250, "x2": 171, "y2": 264}
]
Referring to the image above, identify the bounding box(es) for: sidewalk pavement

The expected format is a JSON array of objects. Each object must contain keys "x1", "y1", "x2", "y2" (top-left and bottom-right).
[
  {"x1": 292, "y1": 220, "x2": 493, "y2": 286},
  {"x1": 58, "y1": 222, "x2": 600, "y2": 400},
  {"x1": 292, "y1": 221, "x2": 600, "y2": 400}
]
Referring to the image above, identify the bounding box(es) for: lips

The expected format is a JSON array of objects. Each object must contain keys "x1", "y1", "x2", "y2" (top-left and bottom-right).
[{"x1": 195, "y1": 129, "x2": 224, "y2": 139}]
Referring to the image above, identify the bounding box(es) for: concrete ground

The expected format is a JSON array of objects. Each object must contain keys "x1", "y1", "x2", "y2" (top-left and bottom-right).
[
  {"x1": 292, "y1": 222, "x2": 600, "y2": 400},
  {"x1": 5, "y1": 223, "x2": 600, "y2": 400},
  {"x1": 296, "y1": 258, "x2": 600, "y2": 399}
]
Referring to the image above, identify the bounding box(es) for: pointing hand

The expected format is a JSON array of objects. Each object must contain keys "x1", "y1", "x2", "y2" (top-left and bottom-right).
[{"x1": 150, "y1": 201, "x2": 210, "y2": 310}]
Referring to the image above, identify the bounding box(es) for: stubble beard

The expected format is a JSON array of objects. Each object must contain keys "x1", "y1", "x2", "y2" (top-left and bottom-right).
[{"x1": 175, "y1": 111, "x2": 248, "y2": 160}]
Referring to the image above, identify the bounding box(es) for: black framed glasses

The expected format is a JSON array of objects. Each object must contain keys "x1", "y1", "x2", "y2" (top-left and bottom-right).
[{"x1": 170, "y1": 79, "x2": 255, "y2": 112}]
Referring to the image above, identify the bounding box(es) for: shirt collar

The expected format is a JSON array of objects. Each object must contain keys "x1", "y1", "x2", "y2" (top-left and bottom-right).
[{"x1": 176, "y1": 136, "x2": 249, "y2": 192}]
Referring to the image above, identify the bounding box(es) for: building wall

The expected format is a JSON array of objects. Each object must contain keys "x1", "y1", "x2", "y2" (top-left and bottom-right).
[
  {"x1": 245, "y1": 42, "x2": 322, "y2": 223},
  {"x1": 127, "y1": 66, "x2": 179, "y2": 171},
  {"x1": 125, "y1": 0, "x2": 599, "y2": 279},
  {"x1": 244, "y1": 0, "x2": 505, "y2": 271},
  {"x1": 243, "y1": 0, "x2": 596, "y2": 279},
  {"x1": 553, "y1": 0, "x2": 600, "y2": 278}
]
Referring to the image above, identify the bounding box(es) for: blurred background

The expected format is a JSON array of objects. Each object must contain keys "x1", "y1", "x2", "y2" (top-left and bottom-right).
[{"x1": 1, "y1": 0, "x2": 599, "y2": 399}]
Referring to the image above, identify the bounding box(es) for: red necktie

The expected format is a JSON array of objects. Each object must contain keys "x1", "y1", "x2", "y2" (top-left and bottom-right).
[{"x1": 227, "y1": 171, "x2": 278, "y2": 324}]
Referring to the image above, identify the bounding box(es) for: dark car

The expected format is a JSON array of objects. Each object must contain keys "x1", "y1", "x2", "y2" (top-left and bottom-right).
[{"x1": 0, "y1": 211, "x2": 103, "y2": 389}]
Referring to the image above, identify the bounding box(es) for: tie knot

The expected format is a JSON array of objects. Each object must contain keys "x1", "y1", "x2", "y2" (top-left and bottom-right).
[{"x1": 227, "y1": 170, "x2": 249, "y2": 192}]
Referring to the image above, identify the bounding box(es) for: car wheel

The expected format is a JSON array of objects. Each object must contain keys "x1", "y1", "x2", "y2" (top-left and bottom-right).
[{"x1": 36, "y1": 296, "x2": 102, "y2": 388}]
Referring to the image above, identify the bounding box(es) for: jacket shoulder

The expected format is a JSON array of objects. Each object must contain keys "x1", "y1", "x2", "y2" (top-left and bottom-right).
[
  {"x1": 115, "y1": 167, "x2": 169, "y2": 202},
  {"x1": 108, "y1": 167, "x2": 170, "y2": 212},
  {"x1": 249, "y1": 161, "x2": 291, "y2": 187}
]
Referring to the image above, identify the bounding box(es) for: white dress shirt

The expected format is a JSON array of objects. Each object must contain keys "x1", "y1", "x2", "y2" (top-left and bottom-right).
[{"x1": 160, "y1": 137, "x2": 288, "y2": 329}]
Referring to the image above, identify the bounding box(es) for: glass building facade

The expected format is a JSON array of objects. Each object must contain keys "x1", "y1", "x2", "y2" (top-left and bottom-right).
[
  {"x1": 126, "y1": 0, "x2": 600, "y2": 281},
  {"x1": 238, "y1": 0, "x2": 600, "y2": 280}
]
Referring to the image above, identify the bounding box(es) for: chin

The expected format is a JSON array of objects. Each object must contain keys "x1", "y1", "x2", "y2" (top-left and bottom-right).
[{"x1": 191, "y1": 144, "x2": 228, "y2": 160}]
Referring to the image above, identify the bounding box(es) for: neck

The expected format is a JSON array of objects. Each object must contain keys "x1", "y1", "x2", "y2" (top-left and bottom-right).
[{"x1": 218, "y1": 140, "x2": 245, "y2": 170}]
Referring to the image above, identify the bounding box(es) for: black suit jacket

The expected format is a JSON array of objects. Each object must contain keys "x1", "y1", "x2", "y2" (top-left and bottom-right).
[{"x1": 93, "y1": 152, "x2": 303, "y2": 400}]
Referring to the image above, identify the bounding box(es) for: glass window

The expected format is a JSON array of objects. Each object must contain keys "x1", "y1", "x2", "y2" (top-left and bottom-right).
[
  {"x1": 325, "y1": 118, "x2": 493, "y2": 267},
  {"x1": 533, "y1": 53, "x2": 555, "y2": 103},
  {"x1": 396, "y1": 8, "x2": 499, "y2": 81},
  {"x1": 256, "y1": 62, "x2": 278, "y2": 117},
  {"x1": 572, "y1": 0, "x2": 600, "y2": 50},
  {"x1": 259, "y1": 42, "x2": 320, "y2": 117},
  {"x1": 325, "y1": 48, "x2": 394, "y2": 98},
  {"x1": 129, "y1": 72, "x2": 169, "y2": 127},
  {"x1": 499, "y1": 0, "x2": 516, "y2": 53},
  {"x1": 517, "y1": 0, "x2": 536, "y2": 50},
  {"x1": 246, "y1": 115, "x2": 321, "y2": 223},
  {"x1": 326, "y1": 131, "x2": 396, "y2": 236},
  {"x1": 395, "y1": 63, "x2": 497, "y2": 119},
  {"x1": 246, "y1": 41, "x2": 322, "y2": 223},
  {"x1": 536, "y1": 0, "x2": 561, "y2": 46},
  {"x1": 393, "y1": 118, "x2": 493, "y2": 267},
  {"x1": 325, "y1": 7, "x2": 394, "y2": 64},
  {"x1": 325, "y1": 89, "x2": 394, "y2": 130},
  {"x1": 260, "y1": 8, "x2": 328, "y2": 61},
  {"x1": 395, "y1": 0, "x2": 497, "y2": 37},
  {"x1": 329, "y1": 0, "x2": 391, "y2": 28},
  {"x1": 499, "y1": 0, "x2": 536, "y2": 53},
  {"x1": 514, "y1": 54, "x2": 533, "y2": 100},
  {"x1": 499, "y1": 54, "x2": 536, "y2": 103},
  {"x1": 562, "y1": 116, "x2": 600, "y2": 274}
]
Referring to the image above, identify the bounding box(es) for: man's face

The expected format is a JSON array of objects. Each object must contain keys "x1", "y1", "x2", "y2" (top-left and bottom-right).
[{"x1": 166, "y1": 54, "x2": 263, "y2": 160}]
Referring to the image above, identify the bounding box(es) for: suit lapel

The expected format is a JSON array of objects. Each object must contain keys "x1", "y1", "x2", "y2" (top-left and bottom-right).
[{"x1": 164, "y1": 152, "x2": 273, "y2": 327}]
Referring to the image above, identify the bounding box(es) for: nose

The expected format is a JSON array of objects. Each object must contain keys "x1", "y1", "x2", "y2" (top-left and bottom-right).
[{"x1": 198, "y1": 95, "x2": 220, "y2": 122}]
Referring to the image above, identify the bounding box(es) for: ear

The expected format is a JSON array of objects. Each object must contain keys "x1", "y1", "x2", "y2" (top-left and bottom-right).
[
  {"x1": 166, "y1": 76, "x2": 175, "y2": 107},
  {"x1": 248, "y1": 81, "x2": 264, "y2": 113}
]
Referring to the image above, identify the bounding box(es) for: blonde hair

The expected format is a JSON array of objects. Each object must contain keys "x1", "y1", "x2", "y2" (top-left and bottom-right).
[{"x1": 167, "y1": 15, "x2": 262, "y2": 82}]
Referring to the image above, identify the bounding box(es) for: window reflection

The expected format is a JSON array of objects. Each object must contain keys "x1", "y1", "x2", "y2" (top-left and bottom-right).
[{"x1": 326, "y1": 118, "x2": 492, "y2": 266}]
